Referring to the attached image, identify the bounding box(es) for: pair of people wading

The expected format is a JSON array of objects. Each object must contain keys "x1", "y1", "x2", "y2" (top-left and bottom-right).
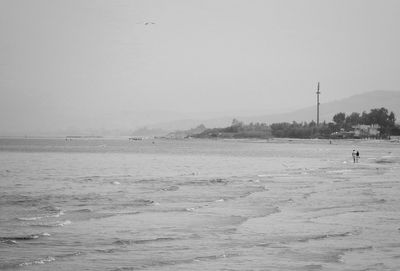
[{"x1": 352, "y1": 150, "x2": 360, "y2": 163}]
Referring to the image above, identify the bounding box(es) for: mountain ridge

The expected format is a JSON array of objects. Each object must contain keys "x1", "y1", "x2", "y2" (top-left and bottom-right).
[{"x1": 144, "y1": 90, "x2": 400, "y2": 133}]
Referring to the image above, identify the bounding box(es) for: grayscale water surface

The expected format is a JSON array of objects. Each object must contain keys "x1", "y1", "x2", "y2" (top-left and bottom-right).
[{"x1": 1, "y1": 138, "x2": 400, "y2": 270}]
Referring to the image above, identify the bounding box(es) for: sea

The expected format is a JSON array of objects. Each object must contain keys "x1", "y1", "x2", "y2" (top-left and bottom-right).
[{"x1": 1, "y1": 137, "x2": 400, "y2": 271}]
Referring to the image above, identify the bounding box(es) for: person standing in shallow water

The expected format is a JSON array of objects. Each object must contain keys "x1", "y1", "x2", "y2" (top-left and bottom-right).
[
  {"x1": 352, "y1": 150, "x2": 356, "y2": 163},
  {"x1": 356, "y1": 150, "x2": 360, "y2": 163}
]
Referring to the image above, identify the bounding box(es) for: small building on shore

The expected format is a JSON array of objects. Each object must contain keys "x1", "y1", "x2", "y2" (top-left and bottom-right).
[
  {"x1": 330, "y1": 129, "x2": 355, "y2": 139},
  {"x1": 352, "y1": 124, "x2": 380, "y2": 138},
  {"x1": 330, "y1": 124, "x2": 381, "y2": 139}
]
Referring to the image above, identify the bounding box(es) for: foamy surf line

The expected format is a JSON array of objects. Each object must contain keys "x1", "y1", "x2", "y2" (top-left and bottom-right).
[
  {"x1": 19, "y1": 256, "x2": 56, "y2": 267},
  {"x1": 0, "y1": 232, "x2": 51, "y2": 244},
  {"x1": 17, "y1": 216, "x2": 42, "y2": 221},
  {"x1": 17, "y1": 210, "x2": 64, "y2": 221},
  {"x1": 1, "y1": 251, "x2": 83, "y2": 269},
  {"x1": 31, "y1": 220, "x2": 72, "y2": 227}
]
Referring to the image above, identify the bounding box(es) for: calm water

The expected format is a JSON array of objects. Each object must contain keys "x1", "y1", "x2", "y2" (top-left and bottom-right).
[{"x1": 1, "y1": 138, "x2": 400, "y2": 270}]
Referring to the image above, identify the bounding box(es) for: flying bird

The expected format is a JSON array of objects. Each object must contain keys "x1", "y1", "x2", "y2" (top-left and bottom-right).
[{"x1": 137, "y1": 21, "x2": 156, "y2": 26}]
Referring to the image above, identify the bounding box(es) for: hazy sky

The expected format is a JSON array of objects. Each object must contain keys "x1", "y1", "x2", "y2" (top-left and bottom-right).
[{"x1": 1, "y1": 0, "x2": 400, "y2": 134}]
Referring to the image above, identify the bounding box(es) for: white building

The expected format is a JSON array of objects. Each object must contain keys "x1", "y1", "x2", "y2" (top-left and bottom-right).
[{"x1": 353, "y1": 124, "x2": 380, "y2": 138}]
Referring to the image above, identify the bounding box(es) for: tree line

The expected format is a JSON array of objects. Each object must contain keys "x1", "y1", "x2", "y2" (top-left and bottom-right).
[
  {"x1": 331, "y1": 108, "x2": 396, "y2": 137},
  {"x1": 193, "y1": 107, "x2": 398, "y2": 139},
  {"x1": 272, "y1": 107, "x2": 397, "y2": 139}
]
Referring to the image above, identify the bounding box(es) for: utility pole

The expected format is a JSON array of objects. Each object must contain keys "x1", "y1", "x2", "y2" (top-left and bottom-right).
[{"x1": 316, "y1": 82, "x2": 321, "y2": 126}]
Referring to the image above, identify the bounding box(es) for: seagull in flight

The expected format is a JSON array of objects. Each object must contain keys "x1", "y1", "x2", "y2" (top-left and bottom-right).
[{"x1": 137, "y1": 21, "x2": 156, "y2": 26}]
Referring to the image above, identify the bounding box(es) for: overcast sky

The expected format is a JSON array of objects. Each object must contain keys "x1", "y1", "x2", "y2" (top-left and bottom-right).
[{"x1": 1, "y1": 0, "x2": 400, "y2": 135}]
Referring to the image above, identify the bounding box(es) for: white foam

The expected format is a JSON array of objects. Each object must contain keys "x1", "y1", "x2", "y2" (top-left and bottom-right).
[
  {"x1": 2, "y1": 239, "x2": 17, "y2": 244},
  {"x1": 36, "y1": 220, "x2": 71, "y2": 227},
  {"x1": 59, "y1": 220, "x2": 72, "y2": 226},
  {"x1": 49, "y1": 211, "x2": 64, "y2": 218},
  {"x1": 19, "y1": 256, "x2": 56, "y2": 266},
  {"x1": 18, "y1": 216, "x2": 42, "y2": 221}
]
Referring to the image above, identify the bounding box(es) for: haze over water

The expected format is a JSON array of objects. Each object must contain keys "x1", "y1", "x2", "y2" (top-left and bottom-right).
[
  {"x1": 1, "y1": 138, "x2": 400, "y2": 270},
  {"x1": 2, "y1": 1, "x2": 400, "y2": 270},
  {"x1": 2, "y1": 0, "x2": 400, "y2": 135}
]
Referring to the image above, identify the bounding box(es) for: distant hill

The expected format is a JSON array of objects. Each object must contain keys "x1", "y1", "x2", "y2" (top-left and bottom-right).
[
  {"x1": 131, "y1": 127, "x2": 169, "y2": 137},
  {"x1": 246, "y1": 90, "x2": 400, "y2": 124},
  {"x1": 150, "y1": 90, "x2": 400, "y2": 132},
  {"x1": 165, "y1": 124, "x2": 207, "y2": 139},
  {"x1": 322, "y1": 90, "x2": 400, "y2": 122}
]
